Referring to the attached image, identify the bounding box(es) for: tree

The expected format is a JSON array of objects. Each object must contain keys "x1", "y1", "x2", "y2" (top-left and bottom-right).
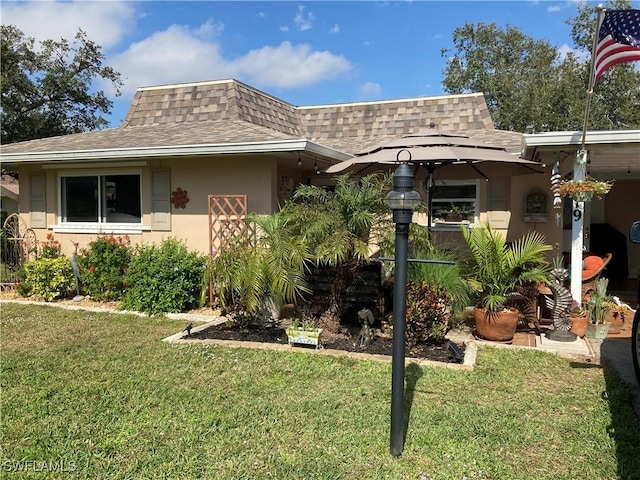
[
  {"x1": 1, "y1": 26, "x2": 123, "y2": 144},
  {"x1": 441, "y1": 0, "x2": 640, "y2": 132}
]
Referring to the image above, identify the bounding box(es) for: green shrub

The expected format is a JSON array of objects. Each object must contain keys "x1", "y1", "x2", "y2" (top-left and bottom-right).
[
  {"x1": 20, "y1": 257, "x2": 73, "y2": 301},
  {"x1": 77, "y1": 234, "x2": 131, "y2": 301},
  {"x1": 121, "y1": 238, "x2": 207, "y2": 315},
  {"x1": 405, "y1": 280, "x2": 451, "y2": 346}
]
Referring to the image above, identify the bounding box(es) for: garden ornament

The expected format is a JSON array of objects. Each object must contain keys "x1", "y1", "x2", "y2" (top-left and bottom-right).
[
  {"x1": 183, "y1": 322, "x2": 193, "y2": 337},
  {"x1": 356, "y1": 308, "x2": 374, "y2": 348},
  {"x1": 70, "y1": 241, "x2": 84, "y2": 302},
  {"x1": 543, "y1": 267, "x2": 576, "y2": 341}
]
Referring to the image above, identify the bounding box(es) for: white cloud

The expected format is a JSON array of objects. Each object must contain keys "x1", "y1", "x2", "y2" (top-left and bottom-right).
[
  {"x1": 557, "y1": 43, "x2": 574, "y2": 61},
  {"x1": 329, "y1": 24, "x2": 340, "y2": 34},
  {"x1": 546, "y1": 1, "x2": 580, "y2": 14},
  {"x1": 107, "y1": 22, "x2": 225, "y2": 96},
  {"x1": 557, "y1": 43, "x2": 589, "y2": 63},
  {"x1": 294, "y1": 5, "x2": 314, "y2": 31},
  {"x1": 357, "y1": 82, "x2": 382, "y2": 99},
  {"x1": 230, "y1": 41, "x2": 353, "y2": 88},
  {"x1": 2, "y1": 1, "x2": 353, "y2": 105},
  {"x1": 108, "y1": 22, "x2": 353, "y2": 96},
  {"x1": 0, "y1": 0, "x2": 137, "y2": 51}
]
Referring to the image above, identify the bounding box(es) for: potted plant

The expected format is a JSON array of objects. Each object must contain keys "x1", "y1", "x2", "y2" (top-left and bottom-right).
[
  {"x1": 585, "y1": 277, "x2": 612, "y2": 339},
  {"x1": 558, "y1": 177, "x2": 613, "y2": 202},
  {"x1": 285, "y1": 317, "x2": 323, "y2": 348},
  {"x1": 463, "y1": 223, "x2": 551, "y2": 342},
  {"x1": 568, "y1": 300, "x2": 589, "y2": 338},
  {"x1": 602, "y1": 300, "x2": 630, "y2": 335},
  {"x1": 439, "y1": 203, "x2": 472, "y2": 223}
]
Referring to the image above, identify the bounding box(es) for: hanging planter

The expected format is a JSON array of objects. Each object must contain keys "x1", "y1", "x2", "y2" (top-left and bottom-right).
[{"x1": 557, "y1": 178, "x2": 613, "y2": 202}]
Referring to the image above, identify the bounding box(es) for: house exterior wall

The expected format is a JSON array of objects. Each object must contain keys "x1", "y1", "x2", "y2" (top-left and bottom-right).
[
  {"x1": 605, "y1": 180, "x2": 640, "y2": 278},
  {"x1": 426, "y1": 172, "x2": 563, "y2": 264},
  {"x1": 14, "y1": 155, "x2": 280, "y2": 257}
]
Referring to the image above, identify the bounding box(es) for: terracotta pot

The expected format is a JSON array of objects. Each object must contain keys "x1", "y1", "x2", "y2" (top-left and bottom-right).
[
  {"x1": 474, "y1": 308, "x2": 519, "y2": 342},
  {"x1": 570, "y1": 316, "x2": 589, "y2": 338}
]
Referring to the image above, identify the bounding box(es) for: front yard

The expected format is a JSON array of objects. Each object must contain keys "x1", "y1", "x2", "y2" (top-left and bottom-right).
[{"x1": 1, "y1": 302, "x2": 639, "y2": 479}]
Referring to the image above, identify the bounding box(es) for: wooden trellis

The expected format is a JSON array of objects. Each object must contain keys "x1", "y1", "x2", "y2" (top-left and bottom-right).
[
  {"x1": 208, "y1": 195, "x2": 248, "y2": 259},
  {"x1": 208, "y1": 195, "x2": 248, "y2": 306}
]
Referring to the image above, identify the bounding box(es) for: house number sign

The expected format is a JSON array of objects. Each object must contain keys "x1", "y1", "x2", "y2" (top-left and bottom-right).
[{"x1": 573, "y1": 207, "x2": 582, "y2": 222}]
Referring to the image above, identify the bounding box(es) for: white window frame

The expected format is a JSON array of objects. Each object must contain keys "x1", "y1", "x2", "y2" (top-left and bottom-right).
[
  {"x1": 430, "y1": 179, "x2": 479, "y2": 229},
  {"x1": 52, "y1": 169, "x2": 149, "y2": 234}
]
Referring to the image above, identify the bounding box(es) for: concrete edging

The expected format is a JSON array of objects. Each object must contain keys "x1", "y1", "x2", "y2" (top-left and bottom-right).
[{"x1": 162, "y1": 320, "x2": 478, "y2": 371}]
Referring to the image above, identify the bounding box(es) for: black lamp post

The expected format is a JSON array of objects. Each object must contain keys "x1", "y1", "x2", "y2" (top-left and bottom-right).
[{"x1": 385, "y1": 158, "x2": 420, "y2": 457}]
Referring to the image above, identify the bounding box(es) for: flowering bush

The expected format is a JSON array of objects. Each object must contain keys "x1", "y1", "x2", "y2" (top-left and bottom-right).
[
  {"x1": 557, "y1": 178, "x2": 613, "y2": 202},
  {"x1": 77, "y1": 235, "x2": 131, "y2": 301},
  {"x1": 38, "y1": 233, "x2": 62, "y2": 259}
]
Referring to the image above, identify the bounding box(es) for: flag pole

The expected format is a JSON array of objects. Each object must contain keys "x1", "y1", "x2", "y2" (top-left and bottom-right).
[{"x1": 570, "y1": 5, "x2": 606, "y2": 304}]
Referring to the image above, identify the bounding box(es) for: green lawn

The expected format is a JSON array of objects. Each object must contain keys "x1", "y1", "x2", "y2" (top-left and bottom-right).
[{"x1": 1, "y1": 302, "x2": 639, "y2": 479}]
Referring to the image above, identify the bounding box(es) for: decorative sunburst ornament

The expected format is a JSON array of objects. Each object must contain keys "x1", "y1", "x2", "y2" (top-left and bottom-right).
[{"x1": 171, "y1": 188, "x2": 189, "y2": 209}]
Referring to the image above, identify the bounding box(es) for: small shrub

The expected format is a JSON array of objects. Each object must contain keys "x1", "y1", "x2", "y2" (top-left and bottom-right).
[
  {"x1": 121, "y1": 238, "x2": 207, "y2": 315},
  {"x1": 77, "y1": 234, "x2": 131, "y2": 301},
  {"x1": 20, "y1": 257, "x2": 74, "y2": 301},
  {"x1": 405, "y1": 280, "x2": 452, "y2": 347}
]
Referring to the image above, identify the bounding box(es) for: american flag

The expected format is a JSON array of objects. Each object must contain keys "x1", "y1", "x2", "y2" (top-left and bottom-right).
[{"x1": 593, "y1": 9, "x2": 640, "y2": 83}]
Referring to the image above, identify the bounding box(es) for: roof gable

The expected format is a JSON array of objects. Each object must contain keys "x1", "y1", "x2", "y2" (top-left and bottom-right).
[{"x1": 122, "y1": 79, "x2": 303, "y2": 136}]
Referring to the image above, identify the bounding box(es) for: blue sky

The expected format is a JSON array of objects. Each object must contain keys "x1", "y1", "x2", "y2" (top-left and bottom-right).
[{"x1": 2, "y1": 1, "x2": 632, "y2": 128}]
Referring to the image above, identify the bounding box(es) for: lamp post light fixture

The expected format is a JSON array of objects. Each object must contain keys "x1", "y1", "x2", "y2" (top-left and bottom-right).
[{"x1": 385, "y1": 157, "x2": 421, "y2": 457}]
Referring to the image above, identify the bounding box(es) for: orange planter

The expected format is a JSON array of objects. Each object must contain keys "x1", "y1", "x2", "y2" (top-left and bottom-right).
[{"x1": 474, "y1": 308, "x2": 519, "y2": 342}]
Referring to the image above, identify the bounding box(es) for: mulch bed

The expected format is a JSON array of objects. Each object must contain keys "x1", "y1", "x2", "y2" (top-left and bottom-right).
[{"x1": 188, "y1": 322, "x2": 465, "y2": 363}]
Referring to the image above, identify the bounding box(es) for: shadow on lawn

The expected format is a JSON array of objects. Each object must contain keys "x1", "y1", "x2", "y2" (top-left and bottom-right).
[
  {"x1": 403, "y1": 363, "x2": 424, "y2": 444},
  {"x1": 571, "y1": 340, "x2": 640, "y2": 480}
]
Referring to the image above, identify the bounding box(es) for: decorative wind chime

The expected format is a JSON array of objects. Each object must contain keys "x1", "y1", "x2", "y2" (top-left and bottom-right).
[{"x1": 550, "y1": 159, "x2": 563, "y2": 227}]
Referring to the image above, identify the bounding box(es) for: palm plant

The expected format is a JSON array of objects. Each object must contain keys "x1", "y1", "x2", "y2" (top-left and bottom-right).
[
  {"x1": 281, "y1": 173, "x2": 392, "y2": 327},
  {"x1": 209, "y1": 212, "x2": 310, "y2": 325},
  {"x1": 463, "y1": 223, "x2": 551, "y2": 313}
]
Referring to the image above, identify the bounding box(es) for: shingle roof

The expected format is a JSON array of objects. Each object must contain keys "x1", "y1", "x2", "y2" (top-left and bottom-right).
[{"x1": 0, "y1": 78, "x2": 522, "y2": 158}]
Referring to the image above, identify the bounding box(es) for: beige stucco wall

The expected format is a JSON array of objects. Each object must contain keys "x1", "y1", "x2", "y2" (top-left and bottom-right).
[
  {"x1": 508, "y1": 172, "x2": 563, "y2": 260},
  {"x1": 425, "y1": 172, "x2": 563, "y2": 264},
  {"x1": 14, "y1": 154, "x2": 285, "y2": 257}
]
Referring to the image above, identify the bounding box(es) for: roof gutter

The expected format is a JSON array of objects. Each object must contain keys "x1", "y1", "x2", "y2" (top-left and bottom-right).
[
  {"x1": 521, "y1": 129, "x2": 640, "y2": 158},
  {"x1": 0, "y1": 139, "x2": 353, "y2": 165}
]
